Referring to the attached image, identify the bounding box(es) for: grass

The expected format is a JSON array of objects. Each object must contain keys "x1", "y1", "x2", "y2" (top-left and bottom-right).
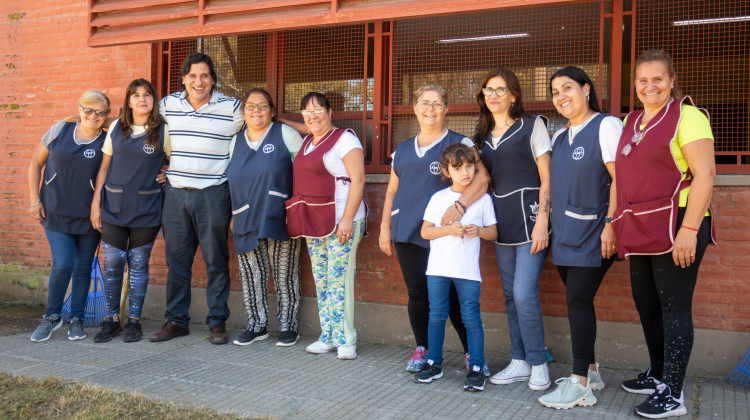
[{"x1": 0, "y1": 372, "x2": 263, "y2": 420}]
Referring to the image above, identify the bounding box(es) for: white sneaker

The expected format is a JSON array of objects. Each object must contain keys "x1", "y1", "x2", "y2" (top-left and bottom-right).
[
  {"x1": 588, "y1": 362, "x2": 605, "y2": 390},
  {"x1": 529, "y1": 362, "x2": 551, "y2": 391},
  {"x1": 305, "y1": 340, "x2": 334, "y2": 354},
  {"x1": 538, "y1": 376, "x2": 597, "y2": 410},
  {"x1": 337, "y1": 344, "x2": 357, "y2": 360},
  {"x1": 490, "y1": 359, "x2": 531, "y2": 385}
]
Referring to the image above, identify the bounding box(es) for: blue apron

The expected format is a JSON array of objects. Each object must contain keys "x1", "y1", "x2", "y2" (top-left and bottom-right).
[
  {"x1": 40, "y1": 122, "x2": 105, "y2": 235},
  {"x1": 101, "y1": 120, "x2": 166, "y2": 228},
  {"x1": 550, "y1": 114, "x2": 610, "y2": 267},
  {"x1": 481, "y1": 116, "x2": 548, "y2": 245},
  {"x1": 391, "y1": 130, "x2": 466, "y2": 248},
  {"x1": 226, "y1": 122, "x2": 293, "y2": 254}
]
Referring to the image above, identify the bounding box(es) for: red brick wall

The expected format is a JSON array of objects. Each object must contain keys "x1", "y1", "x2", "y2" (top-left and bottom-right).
[{"x1": 2, "y1": 1, "x2": 747, "y2": 334}]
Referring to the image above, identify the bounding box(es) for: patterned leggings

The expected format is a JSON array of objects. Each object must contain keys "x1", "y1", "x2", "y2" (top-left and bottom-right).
[
  {"x1": 306, "y1": 219, "x2": 365, "y2": 347},
  {"x1": 102, "y1": 240, "x2": 155, "y2": 319},
  {"x1": 238, "y1": 237, "x2": 302, "y2": 332}
]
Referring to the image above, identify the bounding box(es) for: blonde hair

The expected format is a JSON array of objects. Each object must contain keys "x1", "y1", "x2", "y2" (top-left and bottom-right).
[
  {"x1": 78, "y1": 90, "x2": 111, "y2": 113},
  {"x1": 414, "y1": 84, "x2": 448, "y2": 104},
  {"x1": 63, "y1": 90, "x2": 111, "y2": 122}
]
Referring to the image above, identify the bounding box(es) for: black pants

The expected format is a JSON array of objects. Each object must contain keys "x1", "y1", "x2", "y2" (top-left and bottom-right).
[
  {"x1": 630, "y1": 212, "x2": 712, "y2": 396},
  {"x1": 395, "y1": 242, "x2": 468, "y2": 353},
  {"x1": 557, "y1": 256, "x2": 615, "y2": 377}
]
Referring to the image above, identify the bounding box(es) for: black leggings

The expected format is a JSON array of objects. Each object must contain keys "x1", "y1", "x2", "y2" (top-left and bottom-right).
[
  {"x1": 395, "y1": 242, "x2": 468, "y2": 353},
  {"x1": 101, "y1": 222, "x2": 161, "y2": 252},
  {"x1": 557, "y1": 256, "x2": 615, "y2": 377},
  {"x1": 630, "y1": 213, "x2": 712, "y2": 396}
]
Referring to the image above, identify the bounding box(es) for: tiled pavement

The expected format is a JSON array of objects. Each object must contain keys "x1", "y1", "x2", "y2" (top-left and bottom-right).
[{"x1": 0, "y1": 320, "x2": 748, "y2": 419}]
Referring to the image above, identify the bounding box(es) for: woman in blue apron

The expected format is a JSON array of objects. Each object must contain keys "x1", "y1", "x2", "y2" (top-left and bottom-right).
[
  {"x1": 90, "y1": 79, "x2": 168, "y2": 343},
  {"x1": 473, "y1": 68, "x2": 553, "y2": 391},
  {"x1": 538, "y1": 67, "x2": 622, "y2": 410},
  {"x1": 378, "y1": 84, "x2": 490, "y2": 374},
  {"x1": 28, "y1": 90, "x2": 110, "y2": 342},
  {"x1": 226, "y1": 88, "x2": 303, "y2": 348}
]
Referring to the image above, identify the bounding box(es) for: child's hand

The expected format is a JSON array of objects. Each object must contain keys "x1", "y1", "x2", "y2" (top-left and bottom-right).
[
  {"x1": 446, "y1": 221, "x2": 465, "y2": 238},
  {"x1": 464, "y1": 224, "x2": 479, "y2": 238}
]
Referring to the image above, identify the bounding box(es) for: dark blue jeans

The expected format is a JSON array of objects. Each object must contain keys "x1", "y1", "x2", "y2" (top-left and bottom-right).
[
  {"x1": 426, "y1": 275, "x2": 485, "y2": 369},
  {"x1": 44, "y1": 228, "x2": 100, "y2": 319},
  {"x1": 162, "y1": 183, "x2": 231, "y2": 327}
]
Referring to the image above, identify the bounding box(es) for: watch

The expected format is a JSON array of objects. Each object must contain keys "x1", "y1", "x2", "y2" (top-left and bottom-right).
[{"x1": 604, "y1": 216, "x2": 613, "y2": 223}]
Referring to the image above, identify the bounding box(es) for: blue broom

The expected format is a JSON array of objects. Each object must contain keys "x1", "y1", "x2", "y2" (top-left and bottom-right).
[
  {"x1": 60, "y1": 251, "x2": 107, "y2": 327},
  {"x1": 729, "y1": 347, "x2": 750, "y2": 388}
]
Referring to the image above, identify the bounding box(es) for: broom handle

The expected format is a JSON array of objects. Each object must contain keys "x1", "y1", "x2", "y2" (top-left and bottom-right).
[{"x1": 92, "y1": 242, "x2": 103, "y2": 293}]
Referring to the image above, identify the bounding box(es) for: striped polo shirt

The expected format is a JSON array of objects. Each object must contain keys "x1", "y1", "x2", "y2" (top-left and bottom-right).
[{"x1": 160, "y1": 90, "x2": 244, "y2": 189}]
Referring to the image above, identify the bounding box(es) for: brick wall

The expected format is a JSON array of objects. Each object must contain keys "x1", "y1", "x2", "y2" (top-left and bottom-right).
[{"x1": 2, "y1": 1, "x2": 748, "y2": 335}]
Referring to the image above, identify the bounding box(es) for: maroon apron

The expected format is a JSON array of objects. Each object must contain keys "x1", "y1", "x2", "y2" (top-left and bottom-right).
[
  {"x1": 612, "y1": 97, "x2": 716, "y2": 258},
  {"x1": 285, "y1": 128, "x2": 353, "y2": 238}
]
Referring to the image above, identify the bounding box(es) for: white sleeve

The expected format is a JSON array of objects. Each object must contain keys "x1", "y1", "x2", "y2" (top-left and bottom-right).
[
  {"x1": 530, "y1": 117, "x2": 552, "y2": 158},
  {"x1": 158, "y1": 97, "x2": 168, "y2": 119},
  {"x1": 599, "y1": 116, "x2": 624, "y2": 164},
  {"x1": 101, "y1": 119, "x2": 119, "y2": 155},
  {"x1": 232, "y1": 98, "x2": 245, "y2": 133},
  {"x1": 550, "y1": 128, "x2": 566, "y2": 148},
  {"x1": 461, "y1": 137, "x2": 475, "y2": 148},
  {"x1": 281, "y1": 124, "x2": 303, "y2": 161},
  {"x1": 481, "y1": 195, "x2": 497, "y2": 226},
  {"x1": 41, "y1": 121, "x2": 67, "y2": 148},
  {"x1": 228, "y1": 134, "x2": 237, "y2": 161},
  {"x1": 423, "y1": 192, "x2": 441, "y2": 224},
  {"x1": 334, "y1": 131, "x2": 363, "y2": 161}
]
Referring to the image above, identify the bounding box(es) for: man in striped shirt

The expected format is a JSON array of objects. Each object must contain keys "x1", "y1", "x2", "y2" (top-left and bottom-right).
[{"x1": 149, "y1": 53, "x2": 243, "y2": 345}]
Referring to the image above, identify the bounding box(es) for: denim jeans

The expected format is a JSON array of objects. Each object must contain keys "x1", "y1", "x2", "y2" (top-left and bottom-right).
[
  {"x1": 426, "y1": 275, "x2": 484, "y2": 368},
  {"x1": 44, "y1": 228, "x2": 100, "y2": 319},
  {"x1": 162, "y1": 183, "x2": 231, "y2": 327},
  {"x1": 495, "y1": 242, "x2": 548, "y2": 366}
]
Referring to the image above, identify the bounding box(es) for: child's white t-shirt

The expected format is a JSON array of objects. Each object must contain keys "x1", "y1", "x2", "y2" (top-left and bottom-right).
[{"x1": 423, "y1": 188, "x2": 496, "y2": 282}]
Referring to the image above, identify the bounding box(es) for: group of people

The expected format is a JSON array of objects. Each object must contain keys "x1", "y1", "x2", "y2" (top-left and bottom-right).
[
  {"x1": 379, "y1": 49, "x2": 715, "y2": 418},
  {"x1": 27, "y1": 49, "x2": 714, "y2": 418}
]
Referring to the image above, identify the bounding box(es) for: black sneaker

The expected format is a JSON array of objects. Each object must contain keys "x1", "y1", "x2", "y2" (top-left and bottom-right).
[
  {"x1": 123, "y1": 318, "x2": 143, "y2": 342},
  {"x1": 276, "y1": 330, "x2": 299, "y2": 347},
  {"x1": 232, "y1": 328, "x2": 268, "y2": 346},
  {"x1": 464, "y1": 364, "x2": 485, "y2": 392},
  {"x1": 623, "y1": 367, "x2": 662, "y2": 394},
  {"x1": 634, "y1": 383, "x2": 687, "y2": 418},
  {"x1": 94, "y1": 317, "x2": 122, "y2": 343},
  {"x1": 413, "y1": 359, "x2": 443, "y2": 383}
]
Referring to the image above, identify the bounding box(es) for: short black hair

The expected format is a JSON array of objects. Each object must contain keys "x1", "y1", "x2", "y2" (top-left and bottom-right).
[
  {"x1": 300, "y1": 92, "x2": 331, "y2": 110},
  {"x1": 180, "y1": 53, "x2": 218, "y2": 93}
]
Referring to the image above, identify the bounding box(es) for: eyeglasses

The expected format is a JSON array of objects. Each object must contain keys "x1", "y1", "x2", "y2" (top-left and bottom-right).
[
  {"x1": 482, "y1": 87, "x2": 509, "y2": 97},
  {"x1": 416, "y1": 101, "x2": 446, "y2": 111},
  {"x1": 621, "y1": 128, "x2": 643, "y2": 157},
  {"x1": 301, "y1": 107, "x2": 327, "y2": 117},
  {"x1": 244, "y1": 102, "x2": 270, "y2": 112},
  {"x1": 80, "y1": 107, "x2": 108, "y2": 118}
]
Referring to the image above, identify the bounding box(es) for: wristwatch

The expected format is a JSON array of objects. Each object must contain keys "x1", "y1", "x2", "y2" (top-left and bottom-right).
[{"x1": 604, "y1": 216, "x2": 613, "y2": 223}]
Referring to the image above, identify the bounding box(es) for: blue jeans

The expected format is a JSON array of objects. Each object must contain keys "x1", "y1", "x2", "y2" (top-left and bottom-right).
[
  {"x1": 44, "y1": 228, "x2": 100, "y2": 319},
  {"x1": 495, "y1": 242, "x2": 548, "y2": 366},
  {"x1": 162, "y1": 183, "x2": 231, "y2": 327},
  {"x1": 426, "y1": 275, "x2": 484, "y2": 368}
]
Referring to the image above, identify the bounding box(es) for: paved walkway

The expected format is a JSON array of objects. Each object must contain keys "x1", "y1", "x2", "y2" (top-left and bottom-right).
[{"x1": 1, "y1": 320, "x2": 748, "y2": 419}]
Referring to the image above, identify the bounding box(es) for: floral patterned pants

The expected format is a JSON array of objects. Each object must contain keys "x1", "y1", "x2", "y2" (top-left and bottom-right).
[{"x1": 305, "y1": 219, "x2": 365, "y2": 347}]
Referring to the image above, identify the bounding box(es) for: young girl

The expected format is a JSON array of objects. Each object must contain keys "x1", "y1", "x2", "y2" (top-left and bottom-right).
[{"x1": 413, "y1": 143, "x2": 497, "y2": 392}]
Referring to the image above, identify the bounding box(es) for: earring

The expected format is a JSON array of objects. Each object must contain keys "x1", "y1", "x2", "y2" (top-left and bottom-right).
[{"x1": 586, "y1": 93, "x2": 590, "y2": 101}]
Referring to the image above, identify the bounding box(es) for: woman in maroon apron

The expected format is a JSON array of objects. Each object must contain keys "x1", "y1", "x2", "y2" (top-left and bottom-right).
[
  {"x1": 285, "y1": 92, "x2": 366, "y2": 360},
  {"x1": 613, "y1": 49, "x2": 716, "y2": 419}
]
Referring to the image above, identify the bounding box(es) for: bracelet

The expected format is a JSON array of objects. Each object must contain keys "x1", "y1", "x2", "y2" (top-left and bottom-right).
[
  {"x1": 680, "y1": 224, "x2": 699, "y2": 232},
  {"x1": 30, "y1": 201, "x2": 41, "y2": 207},
  {"x1": 454, "y1": 202, "x2": 465, "y2": 215},
  {"x1": 455, "y1": 200, "x2": 467, "y2": 212}
]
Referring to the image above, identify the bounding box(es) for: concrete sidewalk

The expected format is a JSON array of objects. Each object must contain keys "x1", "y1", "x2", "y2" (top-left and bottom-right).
[{"x1": 0, "y1": 320, "x2": 747, "y2": 419}]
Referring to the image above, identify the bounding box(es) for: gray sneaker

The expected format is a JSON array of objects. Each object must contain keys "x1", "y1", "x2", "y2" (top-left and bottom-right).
[
  {"x1": 67, "y1": 317, "x2": 86, "y2": 341},
  {"x1": 588, "y1": 362, "x2": 605, "y2": 390},
  {"x1": 538, "y1": 376, "x2": 597, "y2": 410},
  {"x1": 30, "y1": 315, "x2": 63, "y2": 342}
]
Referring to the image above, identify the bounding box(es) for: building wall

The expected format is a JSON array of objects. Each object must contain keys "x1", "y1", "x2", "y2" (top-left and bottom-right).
[{"x1": 2, "y1": 1, "x2": 749, "y2": 345}]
